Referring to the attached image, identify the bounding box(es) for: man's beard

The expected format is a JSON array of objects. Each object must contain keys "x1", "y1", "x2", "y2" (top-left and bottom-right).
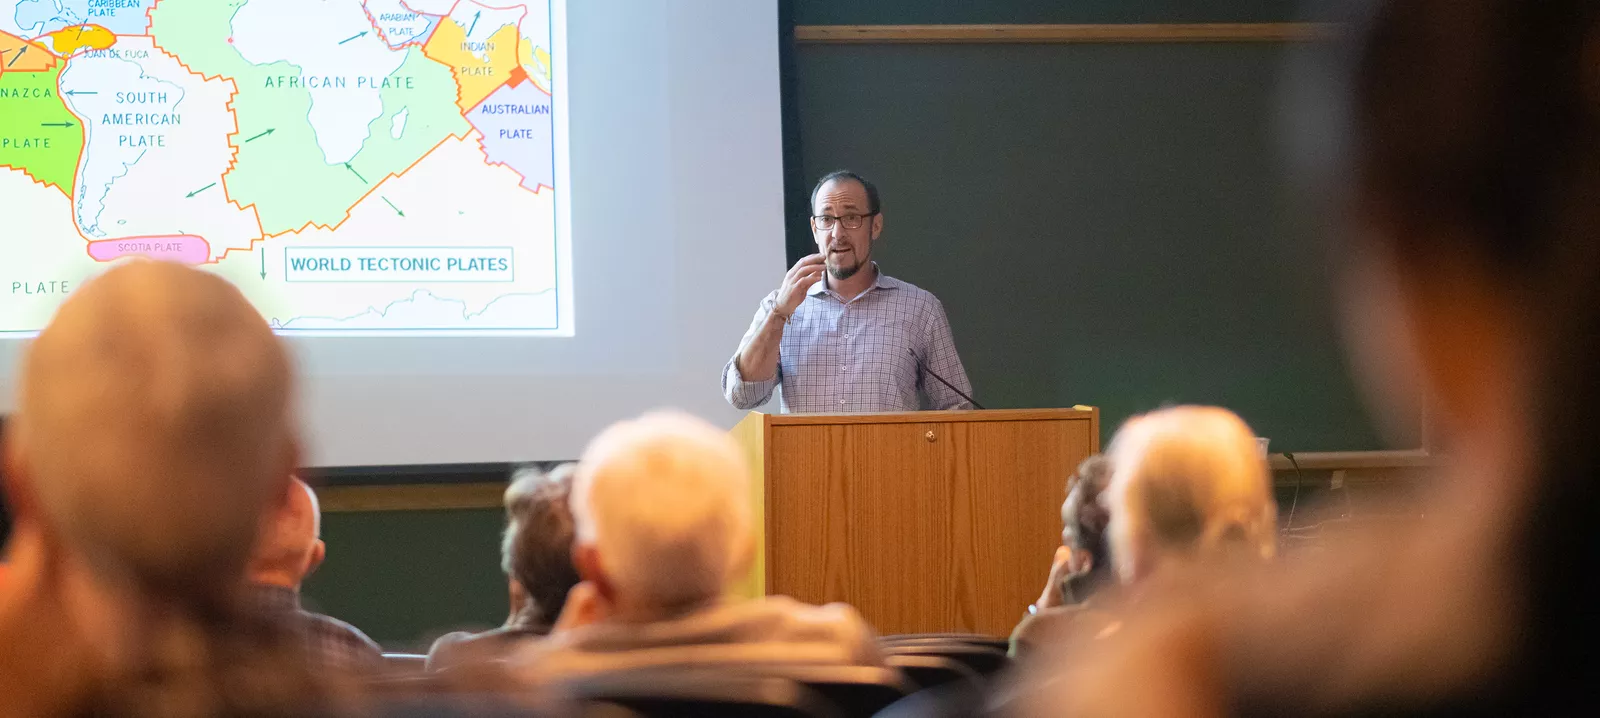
[
  {"x1": 828, "y1": 261, "x2": 862, "y2": 280},
  {"x1": 827, "y1": 247, "x2": 867, "y2": 280}
]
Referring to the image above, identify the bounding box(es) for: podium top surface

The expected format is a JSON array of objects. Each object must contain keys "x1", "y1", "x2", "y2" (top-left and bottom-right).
[{"x1": 750, "y1": 407, "x2": 1095, "y2": 426}]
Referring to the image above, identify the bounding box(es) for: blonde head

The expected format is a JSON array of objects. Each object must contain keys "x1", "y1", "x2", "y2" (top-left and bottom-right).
[
  {"x1": 10, "y1": 260, "x2": 297, "y2": 597},
  {"x1": 570, "y1": 411, "x2": 752, "y2": 612},
  {"x1": 1104, "y1": 406, "x2": 1276, "y2": 583}
]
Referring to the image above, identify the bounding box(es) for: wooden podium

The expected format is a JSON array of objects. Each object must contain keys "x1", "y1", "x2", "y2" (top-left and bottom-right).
[{"x1": 731, "y1": 408, "x2": 1099, "y2": 637}]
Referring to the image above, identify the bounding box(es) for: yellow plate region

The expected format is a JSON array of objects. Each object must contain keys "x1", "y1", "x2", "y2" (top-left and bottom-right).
[{"x1": 43, "y1": 24, "x2": 116, "y2": 57}]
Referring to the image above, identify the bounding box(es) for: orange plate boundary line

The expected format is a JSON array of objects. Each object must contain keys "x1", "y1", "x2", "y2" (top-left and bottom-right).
[
  {"x1": 0, "y1": 39, "x2": 74, "y2": 198},
  {"x1": 50, "y1": 27, "x2": 268, "y2": 263},
  {"x1": 463, "y1": 27, "x2": 553, "y2": 195},
  {"x1": 210, "y1": 131, "x2": 471, "y2": 263},
  {"x1": 139, "y1": 0, "x2": 497, "y2": 265},
  {"x1": 0, "y1": 31, "x2": 61, "y2": 72},
  {"x1": 141, "y1": 34, "x2": 461, "y2": 259}
]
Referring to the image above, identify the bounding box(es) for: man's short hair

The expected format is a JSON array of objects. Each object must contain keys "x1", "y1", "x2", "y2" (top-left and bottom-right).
[
  {"x1": 501, "y1": 464, "x2": 580, "y2": 625},
  {"x1": 570, "y1": 411, "x2": 752, "y2": 612},
  {"x1": 811, "y1": 170, "x2": 881, "y2": 215},
  {"x1": 1105, "y1": 406, "x2": 1276, "y2": 579},
  {"x1": 10, "y1": 260, "x2": 295, "y2": 597}
]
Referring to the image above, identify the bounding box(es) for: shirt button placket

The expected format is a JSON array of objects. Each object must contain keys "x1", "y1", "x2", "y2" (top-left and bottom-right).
[{"x1": 837, "y1": 306, "x2": 850, "y2": 408}]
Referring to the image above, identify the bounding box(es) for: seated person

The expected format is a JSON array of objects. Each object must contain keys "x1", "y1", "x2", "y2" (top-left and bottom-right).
[
  {"x1": 1011, "y1": 454, "x2": 1115, "y2": 657},
  {"x1": 0, "y1": 261, "x2": 348, "y2": 716},
  {"x1": 428, "y1": 464, "x2": 581, "y2": 671},
  {"x1": 511, "y1": 411, "x2": 883, "y2": 680},
  {"x1": 1012, "y1": 406, "x2": 1277, "y2": 659},
  {"x1": 245, "y1": 477, "x2": 384, "y2": 675},
  {"x1": 1102, "y1": 406, "x2": 1277, "y2": 584}
]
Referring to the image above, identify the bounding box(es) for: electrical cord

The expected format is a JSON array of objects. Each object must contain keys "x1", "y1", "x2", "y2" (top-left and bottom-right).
[{"x1": 1284, "y1": 451, "x2": 1304, "y2": 532}]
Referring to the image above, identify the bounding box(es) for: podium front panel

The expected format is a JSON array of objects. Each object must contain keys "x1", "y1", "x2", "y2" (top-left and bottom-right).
[{"x1": 760, "y1": 410, "x2": 1095, "y2": 636}]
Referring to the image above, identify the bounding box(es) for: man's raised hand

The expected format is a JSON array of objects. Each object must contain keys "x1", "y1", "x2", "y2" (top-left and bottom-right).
[{"x1": 775, "y1": 254, "x2": 825, "y2": 317}]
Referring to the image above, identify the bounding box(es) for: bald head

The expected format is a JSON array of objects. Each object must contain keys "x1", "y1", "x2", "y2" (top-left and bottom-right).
[
  {"x1": 248, "y1": 479, "x2": 323, "y2": 588},
  {"x1": 8, "y1": 260, "x2": 297, "y2": 598}
]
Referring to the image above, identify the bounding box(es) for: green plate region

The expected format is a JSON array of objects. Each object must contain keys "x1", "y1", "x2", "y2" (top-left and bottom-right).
[
  {"x1": 150, "y1": 0, "x2": 469, "y2": 235},
  {"x1": 0, "y1": 63, "x2": 85, "y2": 195}
]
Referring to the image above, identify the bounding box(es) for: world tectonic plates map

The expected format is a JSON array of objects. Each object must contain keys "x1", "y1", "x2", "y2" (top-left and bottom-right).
[{"x1": 0, "y1": 0, "x2": 566, "y2": 334}]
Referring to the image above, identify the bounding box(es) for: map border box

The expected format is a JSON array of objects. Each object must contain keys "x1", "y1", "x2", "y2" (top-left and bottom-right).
[{"x1": 281, "y1": 245, "x2": 519, "y2": 284}]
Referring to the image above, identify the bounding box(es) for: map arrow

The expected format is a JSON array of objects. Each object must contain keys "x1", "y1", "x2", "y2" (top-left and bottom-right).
[
  {"x1": 381, "y1": 196, "x2": 405, "y2": 217},
  {"x1": 244, "y1": 128, "x2": 275, "y2": 142},
  {"x1": 64, "y1": 90, "x2": 98, "y2": 96},
  {"x1": 6, "y1": 46, "x2": 27, "y2": 68},
  {"x1": 186, "y1": 182, "x2": 216, "y2": 198},
  {"x1": 40, "y1": 121, "x2": 75, "y2": 128},
  {"x1": 260, "y1": 251, "x2": 267, "y2": 280},
  {"x1": 338, "y1": 30, "x2": 368, "y2": 45},
  {"x1": 344, "y1": 163, "x2": 368, "y2": 184},
  {"x1": 468, "y1": 11, "x2": 481, "y2": 36}
]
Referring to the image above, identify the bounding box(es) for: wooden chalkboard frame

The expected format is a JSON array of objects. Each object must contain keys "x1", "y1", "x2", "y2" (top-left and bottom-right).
[{"x1": 794, "y1": 23, "x2": 1336, "y2": 44}]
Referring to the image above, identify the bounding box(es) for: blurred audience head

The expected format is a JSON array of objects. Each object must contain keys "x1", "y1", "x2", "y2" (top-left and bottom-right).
[
  {"x1": 1300, "y1": 0, "x2": 1600, "y2": 474},
  {"x1": 1330, "y1": 0, "x2": 1600, "y2": 698},
  {"x1": 247, "y1": 478, "x2": 324, "y2": 590},
  {"x1": 0, "y1": 415, "x2": 9, "y2": 555},
  {"x1": 1104, "y1": 406, "x2": 1275, "y2": 583},
  {"x1": 3, "y1": 260, "x2": 296, "y2": 604},
  {"x1": 570, "y1": 411, "x2": 752, "y2": 621},
  {"x1": 1061, "y1": 454, "x2": 1113, "y2": 579},
  {"x1": 501, "y1": 464, "x2": 580, "y2": 629},
  {"x1": 1063, "y1": 455, "x2": 1112, "y2": 553}
]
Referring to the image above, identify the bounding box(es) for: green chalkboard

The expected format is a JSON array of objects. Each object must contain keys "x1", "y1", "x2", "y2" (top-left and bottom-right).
[
  {"x1": 303, "y1": 508, "x2": 507, "y2": 648},
  {"x1": 790, "y1": 42, "x2": 1395, "y2": 451}
]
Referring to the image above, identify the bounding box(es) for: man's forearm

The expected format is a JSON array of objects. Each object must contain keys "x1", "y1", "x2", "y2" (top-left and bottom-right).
[{"x1": 735, "y1": 313, "x2": 787, "y2": 381}]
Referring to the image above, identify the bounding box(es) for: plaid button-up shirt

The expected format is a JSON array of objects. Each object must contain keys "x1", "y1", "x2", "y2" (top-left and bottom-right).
[
  {"x1": 245, "y1": 583, "x2": 385, "y2": 676},
  {"x1": 723, "y1": 268, "x2": 974, "y2": 413}
]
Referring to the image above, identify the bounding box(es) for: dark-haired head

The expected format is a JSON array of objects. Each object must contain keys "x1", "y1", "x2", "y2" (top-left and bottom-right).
[
  {"x1": 502, "y1": 464, "x2": 581, "y2": 629},
  {"x1": 1060, "y1": 455, "x2": 1114, "y2": 600},
  {"x1": 811, "y1": 170, "x2": 880, "y2": 215}
]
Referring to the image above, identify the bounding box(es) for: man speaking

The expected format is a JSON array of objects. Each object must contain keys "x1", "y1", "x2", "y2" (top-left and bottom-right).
[{"x1": 722, "y1": 171, "x2": 975, "y2": 413}]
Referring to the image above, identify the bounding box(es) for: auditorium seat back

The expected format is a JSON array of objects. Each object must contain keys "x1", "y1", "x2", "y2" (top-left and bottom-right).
[
  {"x1": 883, "y1": 654, "x2": 982, "y2": 691},
  {"x1": 560, "y1": 667, "x2": 840, "y2": 718},
  {"x1": 882, "y1": 641, "x2": 1009, "y2": 677},
  {"x1": 744, "y1": 664, "x2": 913, "y2": 717}
]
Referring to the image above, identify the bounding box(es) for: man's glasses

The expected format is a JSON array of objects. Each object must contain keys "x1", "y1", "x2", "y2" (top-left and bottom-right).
[{"x1": 811, "y1": 212, "x2": 878, "y2": 230}]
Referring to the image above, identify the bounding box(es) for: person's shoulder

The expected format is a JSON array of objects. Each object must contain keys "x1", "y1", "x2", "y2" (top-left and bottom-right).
[
  {"x1": 752, "y1": 596, "x2": 880, "y2": 648},
  {"x1": 767, "y1": 597, "x2": 885, "y2": 666},
  {"x1": 427, "y1": 629, "x2": 476, "y2": 663},
  {"x1": 761, "y1": 595, "x2": 871, "y2": 622},
  {"x1": 302, "y1": 610, "x2": 384, "y2": 653},
  {"x1": 431, "y1": 626, "x2": 549, "y2": 671},
  {"x1": 879, "y1": 275, "x2": 942, "y2": 306}
]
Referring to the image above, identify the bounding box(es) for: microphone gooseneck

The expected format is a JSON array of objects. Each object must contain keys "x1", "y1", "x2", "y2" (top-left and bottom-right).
[{"x1": 909, "y1": 348, "x2": 985, "y2": 410}]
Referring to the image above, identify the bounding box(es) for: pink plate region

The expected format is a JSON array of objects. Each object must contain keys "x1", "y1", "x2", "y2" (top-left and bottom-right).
[{"x1": 87, "y1": 236, "x2": 212, "y2": 265}]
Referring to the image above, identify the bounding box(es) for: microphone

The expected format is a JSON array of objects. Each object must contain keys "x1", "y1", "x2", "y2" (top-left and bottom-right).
[{"x1": 909, "y1": 348, "x2": 985, "y2": 410}]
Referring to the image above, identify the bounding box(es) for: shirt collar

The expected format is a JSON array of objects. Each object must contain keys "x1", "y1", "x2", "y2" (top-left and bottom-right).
[
  {"x1": 246, "y1": 582, "x2": 302, "y2": 613},
  {"x1": 809, "y1": 263, "x2": 899, "y2": 298}
]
